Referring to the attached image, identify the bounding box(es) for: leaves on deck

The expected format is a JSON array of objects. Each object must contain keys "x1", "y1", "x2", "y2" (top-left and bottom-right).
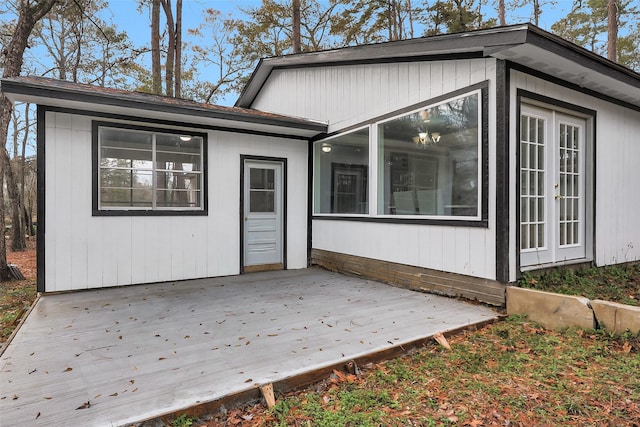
[{"x1": 75, "y1": 401, "x2": 91, "y2": 410}]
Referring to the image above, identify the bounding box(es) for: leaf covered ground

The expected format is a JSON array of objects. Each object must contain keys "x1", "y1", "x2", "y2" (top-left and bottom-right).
[
  {"x1": 196, "y1": 318, "x2": 640, "y2": 427},
  {"x1": 1, "y1": 240, "x2": 37, "y2": 344}
]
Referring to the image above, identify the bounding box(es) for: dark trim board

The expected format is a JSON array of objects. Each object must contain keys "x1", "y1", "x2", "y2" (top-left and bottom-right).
[
  {"x1": 312, "y1": 215, "x2": 489, "y2": 228},
  {"x1": 311, "y1": 249, "x2": 506, "y2": 306},
  {"x1": 239, "y1": 155, "x2": 288, "y2": 273},
  {"x1": 494, "y1": 60, "x2": 510, "y2": 284},
  {"x1": 306, "y1": 140, "x2": 314, "y2": 266},
  {"x1": 36, "y1": 106, "x2": 46, "y2": 293}
]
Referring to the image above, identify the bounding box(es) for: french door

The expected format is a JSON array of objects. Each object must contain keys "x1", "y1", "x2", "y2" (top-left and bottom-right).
[{"x1": 520, "y1": 105, "x2": 587, "y2": 267}]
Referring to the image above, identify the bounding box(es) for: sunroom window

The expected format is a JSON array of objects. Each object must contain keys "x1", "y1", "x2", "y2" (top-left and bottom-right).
[
  {"x1": 97, "y1": 125, "x2": 204, "y2": 212},
  {"x1": 312, "y1": 87, "x2": 483, "y2": 221},
  {"x1": 313, "y1": 128, "x2": 369, "y2": 214},
  {"x1": 378, "y1": 92, "x2": 480, "y2": 218}
]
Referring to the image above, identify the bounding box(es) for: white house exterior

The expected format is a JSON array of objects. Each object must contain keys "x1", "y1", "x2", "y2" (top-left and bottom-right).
[{"x1": 2, "y1": 24, "x2": 639, "y2": 304}]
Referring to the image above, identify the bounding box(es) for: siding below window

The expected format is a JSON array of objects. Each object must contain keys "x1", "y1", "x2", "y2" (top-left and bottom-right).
[{"x1": 311, "y1": 249, "x2": 505, "y2": 306}]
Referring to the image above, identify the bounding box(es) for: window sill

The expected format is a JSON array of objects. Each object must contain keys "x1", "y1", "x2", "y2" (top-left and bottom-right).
[
  {"x1": 312, "y1": 215, "x2": 488, "y2": 228},
  {"x1": 93, "y1": 209, "x2": 208, "y2": 217}
]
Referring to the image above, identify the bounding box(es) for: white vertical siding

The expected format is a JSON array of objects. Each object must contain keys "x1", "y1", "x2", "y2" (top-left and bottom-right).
[
  {"x1": 254, "y1": 58, "x2": 498, "y2": 280},
  {"x1": 44, "y1": 112, "x2": 308, "y2": 291},
  {"x1": 253, "y1": 59, "x2": 494, "y2": 132},
  {"x1": 511, "y1": 70, "x2": 640, "y2": 269}
]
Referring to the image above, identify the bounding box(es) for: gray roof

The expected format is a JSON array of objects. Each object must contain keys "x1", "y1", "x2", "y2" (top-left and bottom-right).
[
  {"x1": 1, "y1": 76, "x2": 327, "y2": 138},
  {"x1": 235, "y1": 23, "x2": 640, "y2": 110}
]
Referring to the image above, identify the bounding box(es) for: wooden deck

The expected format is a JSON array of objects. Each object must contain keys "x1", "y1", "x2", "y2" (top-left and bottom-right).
[{"x1": 1, "y1": 268, "x2": 498, "y2": 426}]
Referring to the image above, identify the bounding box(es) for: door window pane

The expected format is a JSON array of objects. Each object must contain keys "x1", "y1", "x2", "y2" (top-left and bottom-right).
[
  {"x1": 520, "y1": 115, "x2": 545, "y2": 250},
  {"x1": 249, "y1": 168, "x2": 275, "y2": 213}
]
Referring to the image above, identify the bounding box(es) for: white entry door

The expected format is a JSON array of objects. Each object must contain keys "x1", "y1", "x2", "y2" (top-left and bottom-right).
[
  {"x1": 520, "y1": 105, "x2": 587, "y2": 267},
  {"x1": 242, "y1": 160, "x2": 284, "y2": 271}
]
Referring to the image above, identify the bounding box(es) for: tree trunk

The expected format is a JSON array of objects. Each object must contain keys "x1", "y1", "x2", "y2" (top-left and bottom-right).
[
  {"x1": 0, "y1": 172, "x2": 6, "y2": 281},
  {"x1": 499, "y1": 0, "x2": 505, "y2": 26},
  {"x1": 174, "y1": 0, "x2": 182, "y2": 97},
  {"x1": 292, "y1": 0, "x2": 301, "y2": 53},
  {"x1": 407, "y1": 0, "x2": 414, "y2": 38},
  {"x1": 607, "y1": 0, "x2": 617, "y2": 62},
  {"x1": 533, "y1": 0, "x2": 540, "y2": 26},
  {"x1": 0, "y1": 0, "x2": 59, "y2": 279},
  {"x1": 151, "y1": 0, "x2": 162, "y2": 94},
  {"x1": 161, "y1": 0, "x2": 175, "y2": 97},
  {"x1": 21, "y1": 105, "x2": 30, "y2": 236}
]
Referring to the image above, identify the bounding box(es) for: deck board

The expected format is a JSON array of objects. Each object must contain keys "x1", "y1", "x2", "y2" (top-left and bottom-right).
[{"x1": 1, "y1": 268, "x2": 497, "y2": 426}]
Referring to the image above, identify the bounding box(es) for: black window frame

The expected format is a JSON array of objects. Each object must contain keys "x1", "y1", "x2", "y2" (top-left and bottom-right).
[
  {"x1": 312, "y1": 82, "x2": 489, "y2": 227},
  {"x1": 92, "y1": 121, "x2": 208, "y2": 216}
]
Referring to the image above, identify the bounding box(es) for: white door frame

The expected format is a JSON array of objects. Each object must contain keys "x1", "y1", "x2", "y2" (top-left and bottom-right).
[
  {"x1": 519, "y1": 103, "x2": 592, "y2": 269},
  {"x1": 240, "y1": 156, "x2": 286, "y2": 272}
]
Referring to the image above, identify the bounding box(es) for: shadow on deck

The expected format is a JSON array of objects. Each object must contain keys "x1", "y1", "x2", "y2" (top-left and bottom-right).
[{"x1": 1, "y1": 268, "x2": 498, "y2": 426}]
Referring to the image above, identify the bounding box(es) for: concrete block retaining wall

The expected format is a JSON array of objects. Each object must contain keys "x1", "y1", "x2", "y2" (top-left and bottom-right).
[{"x1": 507, "y1": 287, "x2": 640, "y2": 334}]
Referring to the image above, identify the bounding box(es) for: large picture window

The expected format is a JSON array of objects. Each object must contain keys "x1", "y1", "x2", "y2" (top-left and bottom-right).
[
  {"x1": 313, "y1": 128, "x2": 369, "y2": 214},
  {"x1": 313, "y1": 87, "x2": 484, "y2": 222},
  {"x1": 378, "y1": 91, "x2": 480, "y2": 218},
  {"x1": 96, "y1": 124, "x2": 205, "y2": 213}
]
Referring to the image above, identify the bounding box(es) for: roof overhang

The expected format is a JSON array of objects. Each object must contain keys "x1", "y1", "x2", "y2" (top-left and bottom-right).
[
  {"x1": 235, "y1": 24, "x2": 640, "y2": 111},
  {"x1": 1, "y1": 77, "x2": 327, "y2": 139}
]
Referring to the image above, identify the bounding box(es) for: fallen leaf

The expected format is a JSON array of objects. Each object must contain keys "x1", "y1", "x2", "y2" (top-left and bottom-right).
[
  {"x1": 35, "y1": 412, "x2": 40, "y2": 419},
  {"x1": 13, "y1": 395, "x2": 18, "y2": 400},
  {"x1": 245, "y1": 341, "x2": 251, "y2": 345},
  {"x1": 110, "y1": 392, "x2": 118, "y2": 397},
  {"x1": 245, "y1": 378, "x2": 253, "y2": 383},
  {"x1": 623, "y1": 342, "x2": 632, "y2": 354},
  {"x1": 63, "y1": 367, "x2": 73, "y2": 372},
  {"x1": 159, "y1": 357, "x2": 166, "y2": 361},
  {"x1": 129, "y1": 380, "x2": 135, "y2": 384},
  {"x1": 44, "y1": 397, "x2": 53, "y2": 400},
  {"x1": 76, "y1": 401, "x2": 91, "y2": 410}
]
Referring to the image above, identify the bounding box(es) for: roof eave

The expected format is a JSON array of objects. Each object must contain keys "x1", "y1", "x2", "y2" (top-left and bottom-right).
[
  {"x1": 1, "y1": 78, "x2": 328, "y2": 135},
  {"x1": 235, "y1": 24, "x2": 531, "y2": 108}
]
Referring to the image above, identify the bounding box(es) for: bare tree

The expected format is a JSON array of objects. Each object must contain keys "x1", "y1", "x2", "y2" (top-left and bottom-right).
[
  {"x1": 151, "y1": 0, "x2": 161, "y2": 94},
  {"x1": 1, "y1": 0, "x2": 59, "y2": 280},
  {"x1": 293, "y1": 0, "x2": 301, "y2": 52},
  {"x1": 160, "y1": 0, "x2": 175, "y2": 97},
  {"x1": 608, "y1": 0, "x2": 617, "y2": 61},
  {"x1": 174, "y1": 0, "x2": 182, "y2": 97}
]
